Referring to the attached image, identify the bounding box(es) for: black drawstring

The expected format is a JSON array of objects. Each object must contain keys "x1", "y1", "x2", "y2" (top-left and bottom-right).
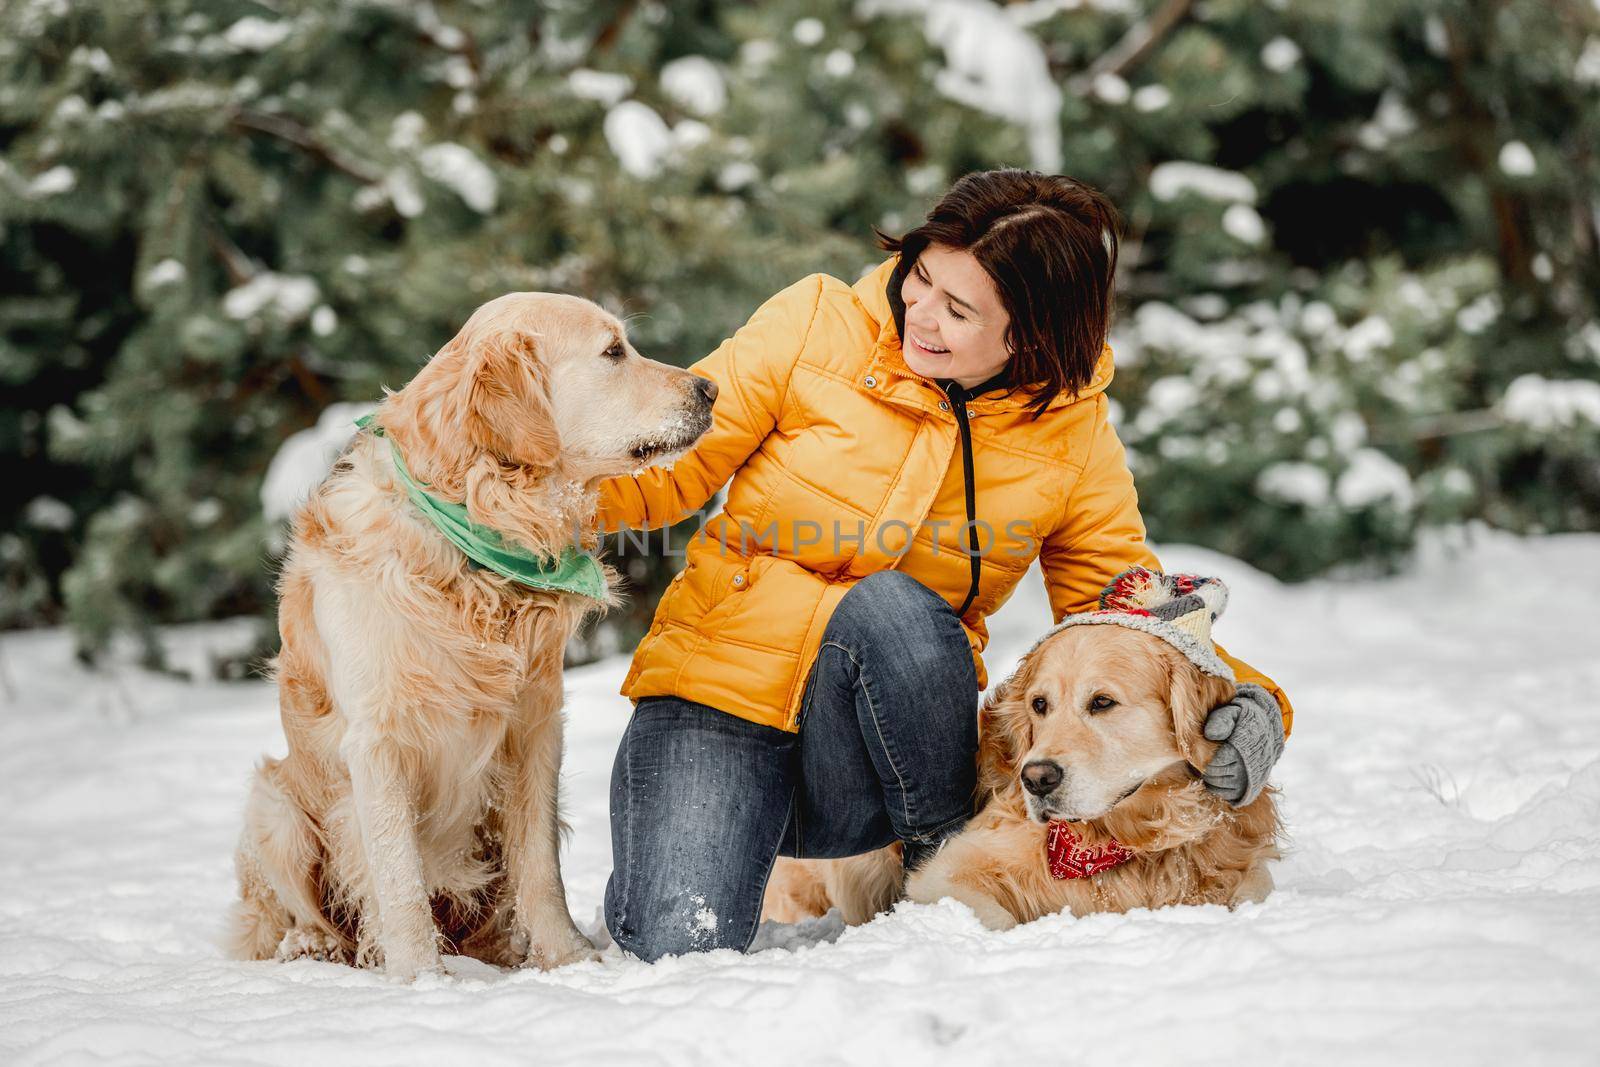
[{"x1": 942, "y1": 380, "x2": 982, "y2": 619}]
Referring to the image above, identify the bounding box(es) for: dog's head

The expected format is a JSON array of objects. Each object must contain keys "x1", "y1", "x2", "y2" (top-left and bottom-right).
[
  {"x1": 978, "y1": 624, "x2": 1236, "y2": 825},
  {"x1": 439, "y1": 291, "x2": 715, "y2": 480}
]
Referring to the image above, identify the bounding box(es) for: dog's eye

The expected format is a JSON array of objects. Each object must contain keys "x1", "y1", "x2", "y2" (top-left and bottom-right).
[
  {"x1": 602, "y1": 341, "x2": 626, "y2": 362},
  {"x1": 1088, "y1": 694, "x2": 1117, "y2": 713},
  {"x1": 1030, "y1": 696, "x2": 1048, "y2": 716}
]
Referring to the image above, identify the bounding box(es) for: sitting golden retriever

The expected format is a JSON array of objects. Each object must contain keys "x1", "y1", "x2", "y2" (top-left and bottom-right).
[
  {"x1": 766, "y1": 575, "x2": 1282, "y2": 930},
  {"x1": 228, "y1": 292, "x2": 715, "y2": 977}
]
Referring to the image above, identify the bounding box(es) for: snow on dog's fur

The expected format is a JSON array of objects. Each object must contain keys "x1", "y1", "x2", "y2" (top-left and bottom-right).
[
  {"x1": 765, "y1": 625, "x2": 1282, "y2": 929},
  {"x1": 228, "y1": 292, "x2": 715, "y2": 977}
]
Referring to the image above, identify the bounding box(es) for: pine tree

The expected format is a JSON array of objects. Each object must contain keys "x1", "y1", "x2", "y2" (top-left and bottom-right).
[{"x1": 3, "y1": 0, "x2": 1597, "y2": 659}]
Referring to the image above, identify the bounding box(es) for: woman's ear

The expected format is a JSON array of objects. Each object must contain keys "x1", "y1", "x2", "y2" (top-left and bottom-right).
[
  {"x1": 460, "y1": 328, "x2": 560, "y2": 469},
  {"x1": 1166, "y1": 650, "x2": 1237, "y2": 770}
]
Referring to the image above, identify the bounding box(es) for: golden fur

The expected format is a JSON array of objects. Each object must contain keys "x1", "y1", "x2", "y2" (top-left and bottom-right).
[
  {"x1": 763, "y1": 625, "x2": 1282, "y2": 930},
  {"x1": 228, "y1": 292, "x2": 714, "y2": 977}
]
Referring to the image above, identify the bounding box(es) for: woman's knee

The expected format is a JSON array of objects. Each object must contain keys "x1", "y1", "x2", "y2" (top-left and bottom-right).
[
  {"x1": 604, "y1": 697, "x2": 789, "y2": 963},
  {"x1": 836, "y1": 569, "x2": 944, "y2": 618},
  {"x1": 830, "y1": 571, "x2": 959, "y2": 647},
  {"x1": 826, "y1": 570, "x2": 975, "y2": 687},
  {"x1": 605, "y1": 874, "x2": 759, "y2": 963}
]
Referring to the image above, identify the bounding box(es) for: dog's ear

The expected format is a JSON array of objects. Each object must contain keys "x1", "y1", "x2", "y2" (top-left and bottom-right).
[
  {"x1": 460, "y1": 327, "x2": 560, "y2": 469},
  {"x1": 976, "y1": 644, "x2": 1042, "y2": 802},
  {"x1": 1166, "y1": 650, "x2": 1238, "y2": 770}
]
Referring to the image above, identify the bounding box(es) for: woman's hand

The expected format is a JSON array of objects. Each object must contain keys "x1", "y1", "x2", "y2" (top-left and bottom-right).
[{"x1": 1201, "y1": 683, "x2": 1285, "y2": 806}]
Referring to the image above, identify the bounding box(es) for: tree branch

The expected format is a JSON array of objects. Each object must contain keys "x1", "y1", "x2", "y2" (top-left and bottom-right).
[
  {"x1": 229, "y1": 109, "x2": 384, "y2": 185},
  {"x1": 1069, "y1": 0, "x2": 1193, "y2": 94}
]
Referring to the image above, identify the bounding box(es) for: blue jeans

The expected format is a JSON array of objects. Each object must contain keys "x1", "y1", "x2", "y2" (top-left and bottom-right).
[{"x1": 604, "y1": 570, "x2": 980, "y2": 961}]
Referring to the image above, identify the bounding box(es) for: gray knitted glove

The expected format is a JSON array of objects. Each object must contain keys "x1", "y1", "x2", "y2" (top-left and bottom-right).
[{"x1": 1201, "y1": 683, "x2": 1284, "y2": 806}]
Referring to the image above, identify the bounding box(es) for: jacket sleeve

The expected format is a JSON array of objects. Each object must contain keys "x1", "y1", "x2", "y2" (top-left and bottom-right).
[
  {"x1": 594, "y1": 274, "x2": 825, "y2": 533},
  {"x1": 1037, "y1": 394, "x2": 1295, "y2": 737}
]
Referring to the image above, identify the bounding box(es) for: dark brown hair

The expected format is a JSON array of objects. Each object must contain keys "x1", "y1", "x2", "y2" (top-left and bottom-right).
[{"x1": 876, "y1": 169, "x2": 1121, "y2": 415}]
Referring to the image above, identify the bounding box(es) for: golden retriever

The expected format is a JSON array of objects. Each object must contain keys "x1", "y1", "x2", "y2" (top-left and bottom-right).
[
  {"x1": 228, "y1": 292, "x2": 714, "y2": 977},
  {"x1": 764, "y1": 624, "x2": 1281, "y2": 930}
]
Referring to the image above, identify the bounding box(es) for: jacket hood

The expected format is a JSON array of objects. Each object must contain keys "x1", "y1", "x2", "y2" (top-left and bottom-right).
[{"x1": 849, "y1": 255, "x2": 1116, "y2": 413}]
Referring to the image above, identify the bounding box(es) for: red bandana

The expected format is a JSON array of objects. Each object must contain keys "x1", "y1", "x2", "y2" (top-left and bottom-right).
[{"x1": 1046, "y1": 821, "x2": 1135, "y2": 880}]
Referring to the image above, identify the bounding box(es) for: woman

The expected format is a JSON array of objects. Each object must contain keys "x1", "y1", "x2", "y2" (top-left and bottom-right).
[{"x1": 594, "y1": 169, "x2": 1292, "y2": 961}]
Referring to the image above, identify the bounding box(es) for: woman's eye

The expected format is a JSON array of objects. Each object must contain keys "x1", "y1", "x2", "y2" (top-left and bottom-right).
[
  {"x1": 1030, "y1": 696, "x2": 1048, "y2": 716},
  {"x1": 1088, "y1": 694, "x2": 1117, "y2": 713},
  {"x1": 947, "y1": 303, "x2": 966, "y2": 321}
]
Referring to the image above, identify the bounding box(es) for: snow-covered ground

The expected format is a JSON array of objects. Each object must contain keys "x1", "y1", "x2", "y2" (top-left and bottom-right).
[{"x1": 2, "y1": 527, "x2": 1598, "y2": 1065}]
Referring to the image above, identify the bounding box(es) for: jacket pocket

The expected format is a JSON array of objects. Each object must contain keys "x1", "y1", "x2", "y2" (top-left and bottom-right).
[{"x1": 709, "y1": 553, "x2": 827, "y2": 655}]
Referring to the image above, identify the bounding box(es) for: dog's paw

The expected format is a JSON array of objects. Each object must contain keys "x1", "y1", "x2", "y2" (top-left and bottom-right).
[
  {"x1": 381, "y1": 946, "x2": 445, "y2": 981},
  {"x1": 274, "y1": 928, "x2": 352, "y2": 965},
  {"x1": 521, "y1": 927, "x2": 599, "y2": 971}
]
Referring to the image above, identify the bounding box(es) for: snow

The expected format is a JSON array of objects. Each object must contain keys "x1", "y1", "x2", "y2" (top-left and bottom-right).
[
  {"x1": 671, "y1": 119, "x2": 712, "y2": 152},
  {"x1": 718, "y1": 160, "x2": 760, "y2": 192},
  {"x1": 222, "y1": 16, "x2": 292, "y2": 52},
  {"x1": 568, "y1": 68, "x2": 633, "y2": 106},
  {"x1": 1132, "y1": 83, "x2": 1171, "y2": 112},
  {"x1": 387, "y1": 111, "x2": 426, "y2": 150},
  {"x1": 258, "y1": 402, "x2": 371, "y2": 523},
  {"x1": 792, "y1": 17, "x2": 826, "y2": 46},
  {"x1": 1502, "y1": 374, "x2": 1600, "y2": 431},
  {"x1": 1260, "y1": 36, "x2": 1302, "y2": 73},
  {"x1": 865, "y1": 0, "x2": 1063, "y2": 171},
  {"x1": 374, "y1": 169, "x2": 425, "y2": 218},
  {"x1": 1334, "y1": 447, "x2": 1414, "y2": 511},
  {"x1": 660, "y1": 56, "x2": 727, "y2": 116},
  {"x1": 739, "y1": 38, "x2": 780, "y2": 71},
  {"x1": 1357, "y1": 90, "x2": 1417, "y2": 151},
  {"x1": 1131, "y1": 374, "x2": 1200, "y2": 435},
  {"x1": 1341, "y1": 315, "x2": 1394, "y2": 362},
  {"x1": 604, "y1": 101, "x2": 676, "y2": 179},
  {"x1": 1092, "y1": 71, "x2": 1131, "y2": 104},
  {"x1": 417, "y1": 143, "x2": 498, "y2": 213},
  {"x1": 222, "y1": 273, "x2": 321, "y2": 324},
  {"x1": 23, "y1": 495, "x2": 74, "y2": 531},
  {"x1": 822, "y1": 49, "x2": 857, "y2": 78},
  {"x1": 1455, "y1": 293, "x2": 1500, "y2": 335},
  {"x1": 1222, "y1": 202, "x2": 1267, "y2": 245},
  {"x1": 1569, "y1": 321, "x2": 1600, "y2": 364},
  {"x1": 142, "y1": 258, "x2": 187, "y2": 289},
  {"x1": 4, "y1": 528, "x2": 1600, "y2": 1064},
  {"x1": 69, "y1": 46, "x2": 113, "y2": 74},
  {"x1": 1498, "y1": 140, "x2": 1537, "y2": 177},
  {"x1": 1577, "y1": 37, "x2": 1600, "y2": 85},
  {"x1": 1149, "y1": 161, "x2": 1257, "y2": 204},
  {"x1": 27, "y1": 165, "x2": 75, "y2": 197},
  {"x1": 1256, "y1": 461, "x2": 1331, "y2": 508},
  {"x1": 310, "y1": 305, "x2": 338, "y2": 338}
]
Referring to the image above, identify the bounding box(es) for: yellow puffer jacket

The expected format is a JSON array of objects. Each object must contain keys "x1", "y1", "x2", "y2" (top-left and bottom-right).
[{"x1": 596, "y1": 257, "x2": 1294, "y2": 736}]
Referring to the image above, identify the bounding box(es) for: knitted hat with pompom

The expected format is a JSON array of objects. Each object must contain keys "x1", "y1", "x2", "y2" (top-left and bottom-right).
[{"x1": 1031, "y1": 566, "x2": 1235, "y2": 681}]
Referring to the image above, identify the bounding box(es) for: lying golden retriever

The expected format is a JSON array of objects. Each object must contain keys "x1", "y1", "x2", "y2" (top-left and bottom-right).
[
  {"x1": 764, "y1": 623, "x2": 1281, "y2": 930},
  {"x1": 228, "y1": 292, "x2": 714, "y2": 977}
]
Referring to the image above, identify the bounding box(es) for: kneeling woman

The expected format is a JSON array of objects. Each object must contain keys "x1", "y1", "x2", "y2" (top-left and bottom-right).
[{"x1": 594, "y1": 169, "x2": 1293, "y2": 961}]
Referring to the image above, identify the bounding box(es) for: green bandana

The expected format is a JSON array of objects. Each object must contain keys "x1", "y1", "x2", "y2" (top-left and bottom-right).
[{"x1": 356, "y1": 414, "x2": 608, "y2": 602}]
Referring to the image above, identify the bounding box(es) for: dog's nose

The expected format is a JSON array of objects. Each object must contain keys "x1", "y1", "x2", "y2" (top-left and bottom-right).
[
  {"x1": 692, "y1": 376, "x2": 718, "y2": 404},
  {"x1": 1021, "y1": 760, "x2": 1064, "y2": 797}
]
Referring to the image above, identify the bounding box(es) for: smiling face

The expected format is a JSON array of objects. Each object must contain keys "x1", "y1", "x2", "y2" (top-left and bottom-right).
[{"x1": 898, "y1": 243, "x2": 1013, "y2": 389}]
